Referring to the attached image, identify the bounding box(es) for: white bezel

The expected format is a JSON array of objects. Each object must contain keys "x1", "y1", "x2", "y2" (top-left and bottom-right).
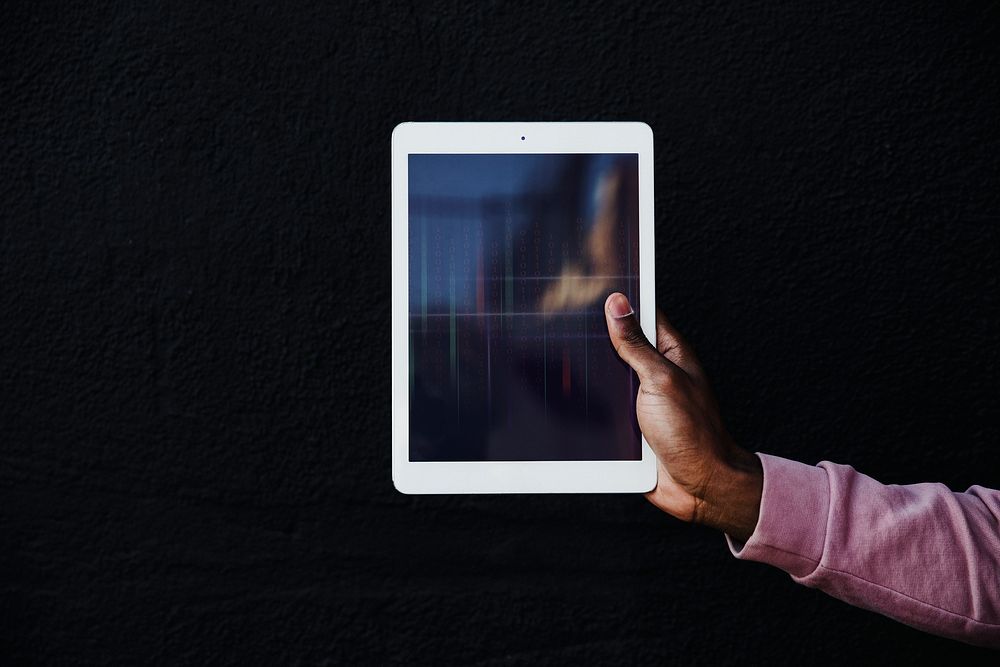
[{"x1": 391, "y1": 122, "x2": 657, "y2": 494}]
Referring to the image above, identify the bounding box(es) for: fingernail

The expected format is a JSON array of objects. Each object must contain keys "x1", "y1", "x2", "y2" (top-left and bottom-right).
[{"x1": 607, "y1": 293, "x2": 634, "y2": 319}]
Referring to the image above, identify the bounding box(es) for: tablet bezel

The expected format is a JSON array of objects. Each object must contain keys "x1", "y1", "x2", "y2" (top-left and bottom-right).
[{"x1": 391, "y1": 122, "x2": 656, "y2": 493}]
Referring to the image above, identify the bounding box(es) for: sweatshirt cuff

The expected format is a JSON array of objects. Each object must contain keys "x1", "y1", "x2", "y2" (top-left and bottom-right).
[{"x1": 726, "y1": 453, "x2": 830, "y2": 578}]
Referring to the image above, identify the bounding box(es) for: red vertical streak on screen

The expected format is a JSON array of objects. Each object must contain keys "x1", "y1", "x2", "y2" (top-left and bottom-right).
[{"x1": 562, "y1": 348, "x2": 571, "y2": 397}]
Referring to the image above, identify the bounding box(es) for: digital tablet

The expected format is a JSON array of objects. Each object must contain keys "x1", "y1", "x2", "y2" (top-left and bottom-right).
[{"x1": 391, "y1": 122, "x2": 656, "y2": 493}]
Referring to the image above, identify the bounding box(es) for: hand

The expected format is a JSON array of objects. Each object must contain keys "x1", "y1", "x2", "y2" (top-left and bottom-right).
[{"x1": 604, "y1": 293, "x2": 763, "y2": 542}]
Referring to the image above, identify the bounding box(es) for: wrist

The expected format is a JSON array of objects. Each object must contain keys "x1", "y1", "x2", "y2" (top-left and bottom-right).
[{"x1": 695, "y1": 449, "x2": 763, "y2": 543}]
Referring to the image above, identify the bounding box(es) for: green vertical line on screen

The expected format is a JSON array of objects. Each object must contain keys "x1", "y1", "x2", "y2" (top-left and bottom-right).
[
  {"x1": 420, "y1": 214, "x2": 427, "y2": 335},
  {"x1": 456, "y1": 314, "x2": 460, "y2": 424}
]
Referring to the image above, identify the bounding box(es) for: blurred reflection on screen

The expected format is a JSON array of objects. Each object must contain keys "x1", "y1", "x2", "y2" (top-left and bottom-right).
[{"x1": 408, "y1": 154, "x2": 640, "y2": 461}]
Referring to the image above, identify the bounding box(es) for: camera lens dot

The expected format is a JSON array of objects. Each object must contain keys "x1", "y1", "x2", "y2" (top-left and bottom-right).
[{"x1": 521, "y1": 136, "x2": 525, "y2": 140}]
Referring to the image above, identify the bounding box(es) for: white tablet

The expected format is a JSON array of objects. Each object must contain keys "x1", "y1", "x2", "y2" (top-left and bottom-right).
[{"x1": 392, "y1": 122, "x2": 656, "y2": 493}]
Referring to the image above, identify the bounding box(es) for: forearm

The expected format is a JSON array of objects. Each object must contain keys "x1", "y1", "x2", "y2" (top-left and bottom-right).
[{"x1": 727, "y1": 454, "x2": 1000, "y2": 647}]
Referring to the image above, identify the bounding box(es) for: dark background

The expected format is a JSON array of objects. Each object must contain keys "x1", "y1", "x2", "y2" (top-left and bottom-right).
[{"x1": 2, "y1": 1, "x2": 998, "y2": 664}]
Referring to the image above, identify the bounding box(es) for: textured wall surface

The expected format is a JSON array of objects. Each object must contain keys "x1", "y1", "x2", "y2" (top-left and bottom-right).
[{"x1": 2, "y1": 1, "x2": 998, "y2": 664}]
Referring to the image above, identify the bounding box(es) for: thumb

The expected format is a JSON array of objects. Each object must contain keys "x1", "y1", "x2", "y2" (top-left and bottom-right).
[{"x1": 604, "y1": 293, "x2": 671, "y2": 382}]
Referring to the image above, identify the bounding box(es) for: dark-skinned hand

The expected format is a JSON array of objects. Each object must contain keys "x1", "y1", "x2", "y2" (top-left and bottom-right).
[{"x1": 604, "y1": 292, "x2": 763, "y2": 542}]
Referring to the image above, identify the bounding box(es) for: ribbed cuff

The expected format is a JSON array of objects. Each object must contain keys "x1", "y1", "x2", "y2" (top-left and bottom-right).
[{"x1": 726, "y1": 453, "x2": 830, "y2": 578}]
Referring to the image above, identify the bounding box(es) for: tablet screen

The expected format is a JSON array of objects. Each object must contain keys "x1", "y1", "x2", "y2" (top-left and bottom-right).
[{"x1": 408, "y1": 153, "x2": 640, "y2": 461}]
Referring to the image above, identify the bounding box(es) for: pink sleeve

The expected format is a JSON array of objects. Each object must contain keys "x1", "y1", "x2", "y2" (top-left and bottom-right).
[{"x1": 727, "y1": 453, "x2": 1000, "y2": 647}]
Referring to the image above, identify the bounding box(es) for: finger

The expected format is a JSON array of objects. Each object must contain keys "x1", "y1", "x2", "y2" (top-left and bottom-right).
[
  {"x1": 604, "y1": 293, "x2": 678, "y2": 383},
  {"x1": 655, "y1": 309, "x2": 704, "y2": 380}
]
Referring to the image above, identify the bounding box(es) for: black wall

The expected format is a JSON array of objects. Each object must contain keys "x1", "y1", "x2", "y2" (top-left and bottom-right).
[{"x1": 2, "y1": 1, "x2": 998, "y2": 664}]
